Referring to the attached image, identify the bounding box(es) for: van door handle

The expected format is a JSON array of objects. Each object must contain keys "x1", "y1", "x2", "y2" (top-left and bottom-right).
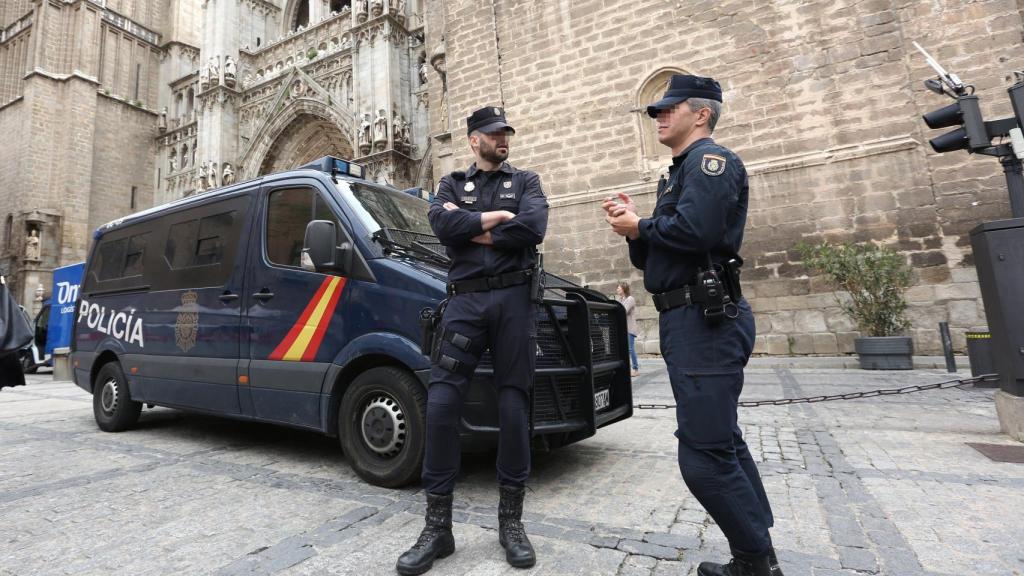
[
  {"x1": 219, "y1": 292, "x2": 239, "y2": 303},
  {"x1": 252, "y1": 289, "x2": 275, "y2": 302}
]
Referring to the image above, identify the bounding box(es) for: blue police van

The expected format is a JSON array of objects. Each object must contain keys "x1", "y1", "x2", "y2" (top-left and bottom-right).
[{"x1": 71, "y1": 157, "x2": 632, "y2": 487}]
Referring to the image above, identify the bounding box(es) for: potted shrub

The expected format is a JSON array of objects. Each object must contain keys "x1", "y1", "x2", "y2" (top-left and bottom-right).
[{"x1": 797, "y1": 241, "x2": 914, "y2": 370}]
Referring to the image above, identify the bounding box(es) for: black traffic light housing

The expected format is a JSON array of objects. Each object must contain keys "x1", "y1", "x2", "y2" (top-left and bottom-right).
[{"x1": 923, "y1": 95, "x2": 990, "y2": 153}]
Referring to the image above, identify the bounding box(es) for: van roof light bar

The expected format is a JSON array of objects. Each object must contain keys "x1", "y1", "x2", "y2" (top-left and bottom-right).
[{"x1": 299, "y1": 156, "x2": 365, "y2": 179}]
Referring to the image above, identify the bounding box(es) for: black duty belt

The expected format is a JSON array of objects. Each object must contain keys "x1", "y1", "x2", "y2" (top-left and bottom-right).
[
  {"x1": 652, "y1": 284, "x2": 707, "y2": 312},
  {"x1": 448, "y1": 270, "x2": 531, "y2": 295}
]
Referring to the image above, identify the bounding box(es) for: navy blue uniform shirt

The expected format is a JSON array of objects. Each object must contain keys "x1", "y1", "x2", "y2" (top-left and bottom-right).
[
  {"x1": 429, "y1": 162, "x2": 549, "y2": 282},
  {"x1": 628, "y1": 137, "x2": 748, "y2": 294}
]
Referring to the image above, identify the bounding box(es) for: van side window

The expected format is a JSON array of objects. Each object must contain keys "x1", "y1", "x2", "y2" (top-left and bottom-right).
[
  {"x1": 96, "y1": 232, "x2": 150, "y2": 282},
  {"x1": 165, "y1": 211, "x2": 235, "y2": 269},
  {"x1": 266, "y1": 188, "x2": 341, "y2": 268}
]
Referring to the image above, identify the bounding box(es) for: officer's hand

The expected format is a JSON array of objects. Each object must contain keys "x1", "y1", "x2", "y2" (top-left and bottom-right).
[
  {"x1": 471, "y1": 231, "x2": 493, "y2": 245},
  {"x1": 497, "y1": 210, "x2": 516, "y2": 222},
  {"x1": 616, "y1": 193, "x2": 637, "y2": 214},
  {"x1": 443, "y1": 202, "x2": 458, "y2": 211},
  {"x1": 606, "y1": 211, "x2": 641, "y2": 240},
  {"x1": 601, "y1": 193, "x2": 636, "y2": 217}
]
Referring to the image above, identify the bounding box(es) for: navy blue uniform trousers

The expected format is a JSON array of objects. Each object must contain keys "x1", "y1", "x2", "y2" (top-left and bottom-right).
[
  {"x1": 421, "y1": 283, "x2": 536, "y2": 495},
  {"x1": 660, "y1": 298, "x2": 774, "y2": 557}
]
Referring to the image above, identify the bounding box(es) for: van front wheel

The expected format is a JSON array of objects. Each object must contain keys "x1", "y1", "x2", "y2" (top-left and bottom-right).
[
  {"x1": 92, "y1": 361, "x2": 142, "y2": 432},
  {"x1": 339, "y1": 366, "x2": 426, "y2": 488}
]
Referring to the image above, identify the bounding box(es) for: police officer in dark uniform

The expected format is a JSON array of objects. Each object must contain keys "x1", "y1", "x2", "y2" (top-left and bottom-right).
[
  {"x1": 604, "y1": 75, "x2": 783, "y2": 576},
  {"x1": 396, "y1": 106, "x2": 548, "y2": 575}
]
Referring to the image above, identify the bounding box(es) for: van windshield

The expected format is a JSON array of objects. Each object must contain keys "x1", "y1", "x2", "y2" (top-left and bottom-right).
[{"x1": 340, "y1": 182, "x2": 434, "y2": 237}]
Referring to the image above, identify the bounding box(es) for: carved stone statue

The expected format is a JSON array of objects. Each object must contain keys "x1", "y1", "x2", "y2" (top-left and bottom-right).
[
  {"x1": 401, "y1": 118, "x2": 412, "y2": 150},
  {"x1": 197, "y1": 162, "x2": 208, "y2": 191},
  {"x1": 24, "y1": 229, "x2": 40, "y2": 261},
  {"x1": 169, "y1": 155, "x2": 178, "y2": 173},
  {"x1": 373, "y1": 109, "x2": 388, "y2": 150},
  {"x1": 370, "y1": 0, "x2": 383, "y2": 18},
  {"x1": 208, "y1": 57, "x2": 221, "y2": 86},
  {"x1": 199, "y1": 65, "x2": 210, "y2": 90},
  {"x1": 222, "y1": 163, "x2": 235, "y2": 185},
  {"x1": 223, "y1": 56, "x2": 237, "y2": 88},
  {"x1": 392, "y1": 111, "x2": 403, "y2": 143},
  {"x1": 394, "y1": 0, "x2": 406, "y2": 22},
  {"x1": 430, "y1": 37, "x2": 447, "y2": 77},
  {"x1": 207, "y1": 162, "x2": 218, "y2": 189},
  {"x1": 354, "y1": 0, "x2": 367, "y2": 22},
  {"x1": 418, "y1": 61, "x2": 428, "y2": 88},
  {"x1": 358, "y1": 113, "x2": 372, "y2": 154},
  {"x1": 158, "y1": 107, "x2": 168, "y2": 132}
]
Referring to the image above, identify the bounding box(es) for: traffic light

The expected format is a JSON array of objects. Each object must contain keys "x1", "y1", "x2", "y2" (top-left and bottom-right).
[{"x1": 922, "y1": 94, "x2": 990, "y2": 153}]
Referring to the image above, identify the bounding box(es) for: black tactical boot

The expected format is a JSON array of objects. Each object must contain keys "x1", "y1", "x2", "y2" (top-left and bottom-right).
[
  {"x1": 498, "y1": 485, "x2": 536, "y2": 568},
  {"x1": 697, "y1": 554, "x2": 772, "y2": 576},
  {"x1": 395, "y1": 493, "x2": 455, "y2": 575},
  {"x1": 768, "y1": 546, "x2": 784, "y2": 576}
]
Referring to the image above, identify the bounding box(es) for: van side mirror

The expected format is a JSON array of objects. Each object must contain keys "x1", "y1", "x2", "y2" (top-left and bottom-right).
[
  {"x1": 303, "y1": 220, "x2": 366, "y2": 278},
  {"x1": 303, "y1": 220, "x2": 339, "y2": 273}
]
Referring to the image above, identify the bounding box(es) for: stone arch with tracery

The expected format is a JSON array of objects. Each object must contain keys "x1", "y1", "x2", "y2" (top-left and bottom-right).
[
  {"x1": 636, "y1": 67, "x2": 689, "y2": 174},
  {"x1": 240, "y1": 99, "x2": 356, "y2": 179}
]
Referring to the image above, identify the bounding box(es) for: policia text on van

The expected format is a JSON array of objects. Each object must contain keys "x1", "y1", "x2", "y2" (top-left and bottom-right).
[{"x1": 71, "y1": 157, "x2": 633, "y2": 487}]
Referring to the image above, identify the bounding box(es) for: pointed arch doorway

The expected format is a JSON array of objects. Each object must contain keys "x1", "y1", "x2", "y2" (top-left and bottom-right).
[{"x1": 258, "y1": 114, "x2": 355, "y2": 175}]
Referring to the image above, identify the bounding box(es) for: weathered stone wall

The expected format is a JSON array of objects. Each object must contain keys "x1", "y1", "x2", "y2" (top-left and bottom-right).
[
  {"x1": 91, "y1": 96, "x2": 158, "y2": 234},
  {"x1": 429, "y1": 0, "x2": 1024, "y2": 355},
  {"x1": 0, "y1": 0, "x2": 161, "y2": 305}
]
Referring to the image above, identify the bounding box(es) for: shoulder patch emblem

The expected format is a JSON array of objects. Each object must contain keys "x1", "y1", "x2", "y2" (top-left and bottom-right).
[{"x1": 701, "y1": 153, "x2": 727, "y2": 177}]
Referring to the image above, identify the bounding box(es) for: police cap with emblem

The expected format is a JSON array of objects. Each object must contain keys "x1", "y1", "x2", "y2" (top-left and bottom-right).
[
  {"x1": 646, "y1": 74, "x2": 723, "y2": 118},
  {"x1": 466, "y1": 106, "x2": 516, "y2": 135}
]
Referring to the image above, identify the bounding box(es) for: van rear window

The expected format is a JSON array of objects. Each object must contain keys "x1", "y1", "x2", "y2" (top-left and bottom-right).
[
  {"x1": 165, "y1": 211, "x2": 235, "y2": 269},
  {"x1": 96, "y1": 232, "x2": 150, "y2": 282},
  {"x1": 84, "y1": 195, "x2": 250, "y2": 296}
]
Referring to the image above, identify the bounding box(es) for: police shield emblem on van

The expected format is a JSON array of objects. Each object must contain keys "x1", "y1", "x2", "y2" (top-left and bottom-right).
[{"x1": 175, "y1": 290, "x2": 199, "y2": 352}]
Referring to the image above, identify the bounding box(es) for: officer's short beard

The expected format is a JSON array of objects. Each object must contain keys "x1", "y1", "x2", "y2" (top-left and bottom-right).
[{"x1": 478, "y1": 139, "x2": 509, "y2": 165}]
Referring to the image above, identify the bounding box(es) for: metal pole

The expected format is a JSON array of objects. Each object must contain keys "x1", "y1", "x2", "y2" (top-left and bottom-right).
[
  {"x1": 939, "y1": 322, "x2": 957, "y2": 373},
  {"x1": 1000, "y1": 154, "x2": 1024, "y2": 218}
]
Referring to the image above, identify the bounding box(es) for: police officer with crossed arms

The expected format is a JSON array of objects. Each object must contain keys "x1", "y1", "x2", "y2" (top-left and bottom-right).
[
  {"x1": 396, "y1": 106, "x2": 548, "y2": 575},
  {"x1": 604, "y1": 75, "x2": 784, "y2": 576}
]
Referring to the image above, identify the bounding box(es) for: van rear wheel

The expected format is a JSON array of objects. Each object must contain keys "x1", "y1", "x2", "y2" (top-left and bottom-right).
[
  {"x1": 92, "y1": 361, "x2": 142, "y2": 432},
  {"x1": 339, "y1": 366, "x2": 426, "y2": 488}
]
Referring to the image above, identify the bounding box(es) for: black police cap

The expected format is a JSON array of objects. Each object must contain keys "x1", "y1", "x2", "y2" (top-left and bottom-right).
[
  {"x1": 466, "y1": 106, "x2": 516, "y2": 136},
  {"x1": 646, "y1": 74, "x2": 722, "y2": 118}
]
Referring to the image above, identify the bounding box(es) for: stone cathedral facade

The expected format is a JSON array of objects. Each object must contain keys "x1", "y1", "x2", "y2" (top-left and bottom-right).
[{"x1": 2, "y1": 0, "x2": 1023, "y2": 355}]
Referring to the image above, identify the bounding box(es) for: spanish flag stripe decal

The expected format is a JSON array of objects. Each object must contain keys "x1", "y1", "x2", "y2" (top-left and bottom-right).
[
  {"x1": 268, "y1": 277, "x2": 334, "y2": 361},
  {"x1": 300, "y1": 277, "x2": 345, "y2": 362},
  {"x1": 279, "y1": 276, "x2": 343, "y2": 361}
]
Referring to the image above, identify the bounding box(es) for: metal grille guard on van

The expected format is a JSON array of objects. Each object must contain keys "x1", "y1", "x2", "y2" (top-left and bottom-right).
[{"x1": 461, "y1": 286, "x2": 634, "y2": 445}]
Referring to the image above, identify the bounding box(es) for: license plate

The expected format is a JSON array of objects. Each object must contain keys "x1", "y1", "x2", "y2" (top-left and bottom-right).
[{"x1": 594, "y1": 389, "x2": 610, "y2": 411}]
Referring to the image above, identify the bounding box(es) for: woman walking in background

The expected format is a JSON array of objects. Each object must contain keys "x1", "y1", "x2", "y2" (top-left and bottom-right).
[{"x1": 616, "y1": 282, "x2": 640, "y2": 377}]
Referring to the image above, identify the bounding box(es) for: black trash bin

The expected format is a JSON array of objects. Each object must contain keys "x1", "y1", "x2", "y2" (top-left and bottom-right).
[{"x1": 966, "y1": 331, "x2": 998, "y2": 387}]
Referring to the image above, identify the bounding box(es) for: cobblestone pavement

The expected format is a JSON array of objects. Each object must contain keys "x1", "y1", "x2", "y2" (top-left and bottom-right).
[{"x1": 2, "y1": 366, "x2": 1023, "y2": 576}]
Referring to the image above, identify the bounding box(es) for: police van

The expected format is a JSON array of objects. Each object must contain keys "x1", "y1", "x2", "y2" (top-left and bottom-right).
[{"x1": 71, "y1": 157, "x2": 632, "y2": 487}]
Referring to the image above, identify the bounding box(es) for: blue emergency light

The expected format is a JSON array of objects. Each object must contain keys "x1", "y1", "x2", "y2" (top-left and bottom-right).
[{"x1": 299, "y1": 156, "x2": 365, "y2": 179}]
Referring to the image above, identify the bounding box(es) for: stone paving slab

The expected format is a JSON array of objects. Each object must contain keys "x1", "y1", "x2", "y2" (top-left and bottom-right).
[{"x1": 1, "y1": 367, "x2": 1023, "y2": 575}]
